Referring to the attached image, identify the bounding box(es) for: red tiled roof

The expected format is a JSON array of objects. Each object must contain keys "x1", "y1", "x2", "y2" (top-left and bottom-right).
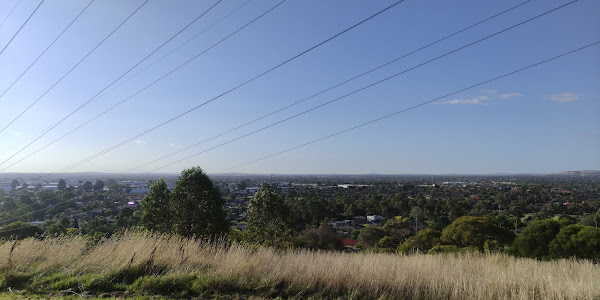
[{"x1": 342, "y1": 239, "x2": 358, "y2": 247}]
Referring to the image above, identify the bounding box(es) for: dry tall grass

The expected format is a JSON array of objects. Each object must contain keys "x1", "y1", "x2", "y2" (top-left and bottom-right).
[{"x1": 1, "y1": 232, "x2": 599, "y2": 299}]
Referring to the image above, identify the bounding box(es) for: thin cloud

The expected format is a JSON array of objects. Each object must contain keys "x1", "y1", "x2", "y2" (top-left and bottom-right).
[
  {"x1": 499, "y1": 93, "x2": 522, "y2": 99},
  {"x1": 10, "y1": 132, "x2": 21, "y2": 136},
  {"x1": 134, "y1": 140, "x2": 146, "y2": 144},
  {"x1": 443, "y1": 96, "x2": 488, "y2": 105},
  {"x1": 168, "y1": 143, "x2": 180, "y2": 148},
  {"x1": 550, "y1": 93, "x2": 582, "y2": 103}
]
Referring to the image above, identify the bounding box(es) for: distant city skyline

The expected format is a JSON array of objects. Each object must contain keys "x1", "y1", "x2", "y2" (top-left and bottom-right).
[{"x1": 0, "y1": 0, "x2": 598, "y2": 174}]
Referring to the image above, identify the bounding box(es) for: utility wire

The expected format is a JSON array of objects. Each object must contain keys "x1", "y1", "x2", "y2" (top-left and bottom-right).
[
  {"x1": 0, "y1": 0, "x2": 283, "y2": 173},
  {"x1": 1, "y1": 39, "x2": 597, "y2": 227},
  {"x1": 0, "y1": 187, "x2": 98, "y2": 221},
  {"x1": 0, "y1": 0, "x2": 150, "y2": 138},
  {"x1": 46, "y1": 0, "x2": 408, "y2": 175},
  {"x1": 127, "y1": 0, "x2": 533, "y2": 173},
  {"x1": 0, "y1": 0, "x2": 43, "y2": 56},
  {"x1": 0, "y1": 190, "x2": 97, "y2": 226},
  {"x1": 0, "y1": 0, "x2": 24, "y2": 28},
  {"x1": 0, "y1": 0, "x2": 96, "y2": 103},
  {"x1": 144, "y1": 0, "x2": 579, "y2": 173},
  {"x1": 217, "y1": 41, "x2": 600, "y2": 174},
  {"x1": 0, "y1": 0, "x2": 222, "y2": 167},
  {"x1": 94, "y1": 0, "x2": 255, "y2": 102}
]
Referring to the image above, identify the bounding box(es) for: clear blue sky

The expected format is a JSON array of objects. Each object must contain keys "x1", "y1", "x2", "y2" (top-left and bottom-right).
[{"x1": 0, "y1": 0, "x2": 598, "y2": 175}]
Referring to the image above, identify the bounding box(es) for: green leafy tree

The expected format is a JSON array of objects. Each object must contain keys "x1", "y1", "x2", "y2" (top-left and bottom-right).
[
  {"x1": 116, "y1": 207, "x2": 137, "y2": 229},
  {"x1": 47, "y1": 223, "x2": 67, "y2": 237},
  {"x1": 357, "y1": 226, "x2": 386, "y2": 249},
  {"x1": 397, "y1": 228, "x2": 441, "y2": 253},
  {"x1": 93, "y1": 180, "x2": 105, "y2": 192},
  {"x1": 58, "y1": 179, "x2": 67, "y2": 191},
  {"x1": 82, "y1": 181, "x2": 93, "y2": 192},
  {"x1": 548, "y1": 225, "x2": 600, "y2": 259},
  {"x1": 0, "y1": 221, "x2": 43, "y2": 240},
  {"x1": 441, "y1": 216, "x2": 514, "y2": 251},
  {"x1": 246, "y1": 183, "x2": 291, "y2": 247},
  {"x1": 10, "y1": 179, "x2": 19, "y2": 191},
  {"x1": 508, "y1": 219, "x2": 563, "y2": 259},
  {"x1": 297, "y1": 226, "x2": 344, "y2": 251},
  {"x1": 171, "y1": 167, "x2": 229, "y2": 238},
  {"x1": 139, "y1": 178, "x2": 172, "y2": 233}
]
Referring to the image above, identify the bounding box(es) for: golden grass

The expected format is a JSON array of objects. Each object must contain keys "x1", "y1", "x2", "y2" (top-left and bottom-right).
[{"x1": 1, "y1": 232, "x2": 599, "y2": 299}]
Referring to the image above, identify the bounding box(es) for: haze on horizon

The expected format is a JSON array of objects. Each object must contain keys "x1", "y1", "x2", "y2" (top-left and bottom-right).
[{"x1": 0, "y1": 0, "x2": 598, "y2": 175}]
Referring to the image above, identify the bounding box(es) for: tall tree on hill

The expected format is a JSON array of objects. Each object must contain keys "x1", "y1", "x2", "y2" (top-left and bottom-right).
[
  {"x1": 93, "y1": 180, "x2": 105, "y2": 191},
  {"x1": 246, "y1": 183, "x2": 292, "y2": 247},
  {"x1": 58, "y1": 179, "x2": 66, "y2": 191},
  {"x1": 171, "y1": 167, "x2": 229, "y2": 238},
  {"x1": 139, "y1": 178, "x2": 172, "y2": 233}
]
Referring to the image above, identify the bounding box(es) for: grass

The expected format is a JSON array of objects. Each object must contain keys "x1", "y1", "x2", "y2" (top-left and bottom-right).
[{"x1": 1, "y1": 232, "x2": 599, "y2": 299}]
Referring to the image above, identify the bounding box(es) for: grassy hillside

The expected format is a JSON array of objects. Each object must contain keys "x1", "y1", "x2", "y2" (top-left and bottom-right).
[{"x1": 1, "y1": 232, "x2": 598, "y2": 299}]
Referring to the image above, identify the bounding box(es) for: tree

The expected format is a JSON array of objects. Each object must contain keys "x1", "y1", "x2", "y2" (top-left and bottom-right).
[
  {"x1": 10, "y1": 179, "x2": 19, "y2": 191},
  {"x1": 0, "y1": 221, "x2": 43, "y2": 240},
  {"x1": 82, "y1": 181, "x2": 93, "y2": 192},
  {"x1": 47, "y1": 224, "x2": 67, "y2": 237},
  {"x1": 357, "y1": 226, "x2": 386, "y2": 249},
  {"x1": 397, "y1": 228, "x2": 441, "y2": 254},
  {"x1": 171, "y1": 167, "x2": 228, "y2": 238},
  {"x1": 139, "y1": 178, "x2": 172, "y2": 233},
  {"x1": 410, "y1": 206, "x2": 424, "y2": 232},
  {"x1": 508, "y1": 219, "x2": 563, "y2": 259},
  {"x1": 116, "y1": 207, "x2": 137, "y2": 229},
  {"x1": 548, "y1": 225, "x2": 600, "y2": 259},
  {"x1": 58, "y1": 179, "x2": 67, "y2": 191},
  {"x1": 93, "y1": 180, "x2": 105, "y2": 192},
  {"x1": 297, "y1": 226, "x2": 344, "y2": 251},
  {"x1": 441, "y1": 216, "x2": 514, "y2": 251},
  {"x1": 246, "y1": 183, "x2": 291, "y2": 247}
]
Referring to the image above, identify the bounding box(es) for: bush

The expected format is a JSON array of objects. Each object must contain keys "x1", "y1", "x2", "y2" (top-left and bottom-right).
[
  {"x1": 397, "y1": 228, "x2": 441, "y2": 254},
  {"x1": 507, "y1": 219, "x2": 563, "y2": 259},
  {"x1": 548, "y1": 225, "x2": 600, "y2": 260},
  {"x1": 441, "y1": 216, "x2": 514, "y2": 251}
]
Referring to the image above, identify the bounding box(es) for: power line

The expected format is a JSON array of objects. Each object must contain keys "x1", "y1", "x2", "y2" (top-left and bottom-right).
[
  {"x1": 0, "y1": 0, "x2": 96, "y2": 103},
  {"x1": 0, "y1": 0, "x2": 44, "y2": 56},
  {"x1": 2, "y1": 40, "x2": 597, "y2": 228},
  {"x1": 0, "y1": 187, "x2": 95, "y2": 221},
  {"x1": 0, "y1": 0, "x2": 24, "y2": 28},
  {"x1": 144, "y1": 0, "x2": 579, "y2": 173},
  {"x1": 127, "y1": 0, "x2": 533, "y2": 173},
  {"x1": 0, "y1": 0, "x2": 150, "y2": 138},
  {"x1": 0, "y1": 0, "x2": 278, "y2": 173},
  {"x1": 48, "y1": 0, "x2": 408, "y2": 175},
  {"x1": 93, "y1": 0, "x2": 255, "y2": 103},
  {"x1": 216, "y1": 41, "x2": 599, "y2": 174},
  {"x1": 0, "y1": 0, "x2": 222, "y2": 167}
]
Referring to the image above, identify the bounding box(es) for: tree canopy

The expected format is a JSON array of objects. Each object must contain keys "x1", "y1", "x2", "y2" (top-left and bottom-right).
[{"x1": 246, "y1": 183, "x2": 291, "y2": 247}]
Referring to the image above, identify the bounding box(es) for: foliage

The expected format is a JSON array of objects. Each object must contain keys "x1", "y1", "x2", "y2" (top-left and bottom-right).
[
  {"x1": 246, "y1": 183, "x2": 291, "y2": 247},
  {"x1": 356, "y1": 226, "x2": 386, "y2": 249},
  {"x1": 171, "y1": 167, "x2": 229, "y2": 238},
  {"x1": 47, "y1": 224, "x2": 67, "y2": 237},
  {"x1": 0, "y1": 222, "x2": 43, "y2": 240},
  {"x1": 428, "y1": 244, "x2": 479, "y2": 254},
  {"x1": 93, "y1": 180, "x2": 105, "y2": 191},
  {"x1": 441, "y1": 216, "x2": 514, "y2": 251},
  {"x1": 57, "y1": 179, "x2": 66, "y2": 191},
  {"x1": 397, "y1": 228, "x2": 441, "y2": 253},
  {"x1": 139, "y1": 178, "x2": 172, "y2": 233},
  {"x1": 508, "y1": 219, "x2": 563, "y2": 259},
  {"x1": 548, "y1": 225, "x2": 600, "y2": 259},
  {"x1": 296, "y1": 226, "x2": 344, "y2": 251}
]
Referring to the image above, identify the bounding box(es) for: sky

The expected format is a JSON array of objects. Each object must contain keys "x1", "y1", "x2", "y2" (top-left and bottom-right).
[{"x1": 0, "y1": 0, "x2": 598, "y2": 175}]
